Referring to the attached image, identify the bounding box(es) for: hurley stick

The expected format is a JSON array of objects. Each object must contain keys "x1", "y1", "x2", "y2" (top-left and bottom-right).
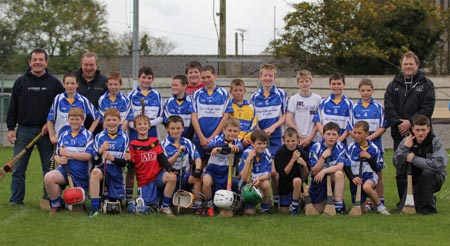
[
  {"x1": 401, "y1": 163, "x2": 416, "y2": 214},
  {"x1": 301, "y1": 168, "x2": 318, "y2": 216},
  {"x1": 219, "y1": 153, "x2": 235, "y2": 217},
  {"x1": 349, "y1": 158, "x2": 363, "y2": 216},
  {"x1": 323, "y1": 157, "x2": 336, "y2": 216}
]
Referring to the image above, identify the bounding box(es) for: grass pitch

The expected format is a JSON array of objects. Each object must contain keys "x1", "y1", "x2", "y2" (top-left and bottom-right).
[{"x1": 0, "y1": 147, "x2": 449, "y2": 245}]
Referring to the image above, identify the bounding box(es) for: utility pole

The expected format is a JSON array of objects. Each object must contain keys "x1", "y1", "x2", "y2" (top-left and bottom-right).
[
  {"x1": 132, "y1": 0, "x2": 139, "y2": 88},
  {"x1": 219, "y1": 0, "x2": 227, "y2": 75}
]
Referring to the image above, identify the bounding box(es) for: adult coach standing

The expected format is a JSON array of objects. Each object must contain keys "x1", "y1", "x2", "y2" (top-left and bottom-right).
[
  {"x1": 6, "y1": 48, "x2": 64, "y2": 206},
  {"x1": 76, "y1": 52, "x2": 107, "y2": 135},
  {"x1": 384, "y1": 51, "x2": 436, "y2": 200}
]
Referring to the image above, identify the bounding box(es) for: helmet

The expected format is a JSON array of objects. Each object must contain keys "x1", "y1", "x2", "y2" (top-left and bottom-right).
[
  {"x1": 102, "y1": 200, "x2": 121, "y2": 214},
  {"x1": 63, "y1": 187, "x2": 86, "y2": 205},
  {"x1": 213, "y1": 190, "x2": 241, "y2": 210},
  {"x1": 241, "y1": 184, "x2": 263, "y2": 206},
  {"x1": 135, "y1": 197, "x2": 149, "y2": 215}
]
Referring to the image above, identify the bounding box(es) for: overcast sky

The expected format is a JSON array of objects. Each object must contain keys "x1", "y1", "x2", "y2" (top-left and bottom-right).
[{"x1": 103, "y1": 0, "x2": 310, "y2": 55}]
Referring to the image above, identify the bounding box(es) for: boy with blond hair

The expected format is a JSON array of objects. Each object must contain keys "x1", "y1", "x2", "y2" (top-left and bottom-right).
[
  {"x1": 228, "y1": 79, "x2": 257, "y2": 148},
  {"x1": 286, "y1": 70, "x2": 321, "y2": 152}
]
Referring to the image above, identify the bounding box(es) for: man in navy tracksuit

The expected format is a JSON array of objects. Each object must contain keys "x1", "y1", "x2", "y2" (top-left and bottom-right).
[{"x1": 6, "y1": 48, "x2": 64, "y2": 206}]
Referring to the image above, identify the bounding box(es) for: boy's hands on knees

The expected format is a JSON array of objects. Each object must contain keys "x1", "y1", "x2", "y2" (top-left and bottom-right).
[
  {"x1": 352, "y1": 177, "x2": 362, "y2": 185},
  {"x1": 314, "y1": 170, "x2": 326, "y2": 183}
]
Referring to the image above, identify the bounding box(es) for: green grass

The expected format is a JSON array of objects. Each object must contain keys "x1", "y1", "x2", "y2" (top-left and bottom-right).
[{"x1": 0, "y1": 147, "x2": 450, "y2": 245}]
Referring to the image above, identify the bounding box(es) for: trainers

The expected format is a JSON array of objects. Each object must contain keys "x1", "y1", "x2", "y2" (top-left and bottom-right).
[
  {"x1": 378, "y1": 207, "x2": 390, "y2": 215},
  {"x1": 291, "y1": 209, "x2": 299, "y2": 216},
  {"x1": 88, "y1": 210, "x2": 99, "y2": 218},
  {"x1": 206, "y1": 207, "x2": 215, "y2": 217},
  {"x1": 160, "y1": 207, "x2": 174, "y2": 216},
  {"x1": 49, "y1": 206, "x2": 61, "y2": 215},
  {"x1": 260, "y1": 209, "x2": 273, "y2": 215},
  {"x1": 337, "y1": 209, "x2": 346, "y2": 215}
]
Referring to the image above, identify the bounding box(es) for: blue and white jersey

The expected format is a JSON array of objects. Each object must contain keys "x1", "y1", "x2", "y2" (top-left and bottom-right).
[
  {"x1": 346, "y1": 140, "x2": 381, "y2": 181},
  {"x1": 308, "y1": 140, "x2": 348, "y2": 175},
  {"x1": 350, "y1": 98, "x2": 388, "y2": 152},
  {"x1": 56, "y1": 127, "x2": 94, "y2": 181},
  {"x1": 205, "y1": 134, "x2": 243, "y2": 173},
  {"x1": 192, "y1": 86, "x2": 232, "y2": 138},
  {"x1": 128, "y1": 87, "x2": 163, "y2": 138},
  {"x1": 238, "y1": 146, "x2": 272, "y2": 181},
  {"x1": 313, "y1": 94, "x2": 353, "y2": 136},
  {"x1": 163, "y1": 94, "x2": 195, "y2": 137},
  {"x1": 47, "y1": 92, "x2": 99, "y2": 138},
  {"x1": 98, "y1": 91, "x2": 132, "y2": 124},
  {"x1": 161, "y1": 135, "x2": 200, "y2": 172},
  {"x1": 93, "y1": 128, "x2": 129, "y2": 165},
  {"x1": 250, "y1": 86, "x2": 287, "y2": 140}
]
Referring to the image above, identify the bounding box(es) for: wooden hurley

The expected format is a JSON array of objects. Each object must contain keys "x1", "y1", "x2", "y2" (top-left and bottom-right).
[
  {"x1": 349, "y1": 158, "x2": 363, "y2": 217},
  {"x1": 401, "y1": 163, "x2": 416, "y2": 214},
  {"x1": 219, "y1": 153, "x2": 235, "y2": 217},
  {"x1": 302, "y1": 167, "x2": 318, "y2": 216},
  {"x1": 323, "y1": 157, "x2": 336, "y2": 216}
]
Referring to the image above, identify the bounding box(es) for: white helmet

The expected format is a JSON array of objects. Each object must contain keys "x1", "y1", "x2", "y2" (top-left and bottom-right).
[{"x1": 213, "y1": 190, "x2": 241, "y2": 210}]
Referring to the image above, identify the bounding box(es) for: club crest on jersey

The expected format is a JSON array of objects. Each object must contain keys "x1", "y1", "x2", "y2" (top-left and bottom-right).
[{"x1": 416, "y1": 85, "x2": 424, "y2": 92}]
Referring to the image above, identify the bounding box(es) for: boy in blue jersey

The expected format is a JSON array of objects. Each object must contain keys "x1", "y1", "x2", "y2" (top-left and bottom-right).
[
  {"x1": 88, "y1": 108, "x2": 130, "y2": 218},
  {"x1": 239, "y1": 129, "x2": 272, "y2": 215},
  {"x1": 98, "y1": 71, "x2": 132, "y2": 133},
  {"x1": 308, "y1": 122, "x2": 347, "y2": 214},
  {"x1": 229, "y1": 79, "x2": 257, "y2": 148},
  {"x1": 202, "y1": 118, "x2": 243, "y2": 216},
  {"x1": 313, "y1": 72, "x2": 353, "y2": 144},
  {"x1": 274, "y1": 128, "x2": 309, "y2": 216},
  {"x1": 44, "y1": 107, "x2": 94, "y2": 213},
  {"x1": 191, "y1": 65, "x2": 232, "y2": 164},
  {"x1": 349, "y1": 78, "x2": 388, "y2": 206},
  {"x1": 128, "y1": 66, "x2": 163, "y2": 140},
  {"x1": 251, "y1": 63, "x2": 287, "y2": 209},
  {"x1": 161, "y1": 115, "x2": 203, "y2": 211},
  {"x1": 345, "y1": 121, "x2": 389, "y2": 215},
  {"x1": 163, "y1": 75, "x2": 195, "y2": 139},
  {"x1": 47, "y1": 73, "x2": 100, "y2": 145}
]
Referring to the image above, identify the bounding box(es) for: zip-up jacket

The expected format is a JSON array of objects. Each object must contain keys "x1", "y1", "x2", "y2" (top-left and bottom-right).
[{"x1": 384, "y1": 70, "x2": 435, "y2": 140}]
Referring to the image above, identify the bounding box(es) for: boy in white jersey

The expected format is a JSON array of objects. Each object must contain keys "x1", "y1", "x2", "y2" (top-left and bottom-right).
[{"x1": 286, "y1": 70, "x2": 321, "y2": 152}]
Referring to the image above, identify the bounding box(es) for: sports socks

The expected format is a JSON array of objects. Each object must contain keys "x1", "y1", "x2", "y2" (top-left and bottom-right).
[
  {"x1": 193, "y1": 200, "x2": 202, "y2": 209},
  {"x1": 161, "y1": 196, "x2": 171, "y2": 208},
  {"x1": 380, "y1": 197, "x2": 385, "y2": 205},
  {"x1": 376, "y1": 203, "x2": 386, "y2": 212},
  {"x1": 334, "y1": 200, "x2": 344, "y2": 212},
  {"x1": 91, "y1": 198, "x2": 100, "y2": 211},
  {"x1": 260, "y1": 202, "x2": 270, "y2": 212},
  {"x1": 291, "y1": 200, "x2": 299, "y2": 211},
  {"x1": 207, "y1": 200, "x2": 214, "y2": 208},
  {"x1": 50, "y1": 197, "x2": 62, "y2": 208}
]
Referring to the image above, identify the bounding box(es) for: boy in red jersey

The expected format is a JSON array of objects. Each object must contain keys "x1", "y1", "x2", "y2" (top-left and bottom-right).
[{"x1": 128, "y1": 114, "x2": 177, "y2": 216}]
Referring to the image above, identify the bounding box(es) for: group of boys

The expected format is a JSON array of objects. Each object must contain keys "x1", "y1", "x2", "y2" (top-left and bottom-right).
[{"x1": 32, "y1": 55, "x2": 443, "y2": 218}]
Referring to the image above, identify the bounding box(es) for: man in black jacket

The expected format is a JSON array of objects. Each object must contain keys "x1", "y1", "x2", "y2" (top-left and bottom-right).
[
  {"x1": 76, "y1": 52, "x2": 107, "y2": 135},
  {"x1": 6, "y1": 48, "x2": 64, "y2": 206},
  {"x1": 384, "y1": 51, "x2": 435, "y2": 200}
]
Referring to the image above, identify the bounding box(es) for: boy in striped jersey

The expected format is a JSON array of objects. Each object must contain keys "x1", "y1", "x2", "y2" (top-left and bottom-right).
[
  {"x1": 98, "y1": 71, "x2": 132, "y2": 133},
  {"x1": 251, "y1": 63, "x2": 287, "y2": 209},
  {"x1": 44, "y1": 107, "x2": 94, "y2": 214},
  {"x1": 47, "y1": 73, "x2": 100, "y2": 145},
  {"x1": 163, "y1": 75, "x2": 195, "y2": 139},
  {"x1": 191, "y1": 65, "x2": 232, "y2": 164},
  {"x1": 202, "y1": 118, "x2": 243, "y2": 216},
  {"x1": 128, "y1": 66, "x2": 163, "y2": 140},
  {"x1": 88, "y1": 108, "x2": 129, "y2": 217},
  {"x1": 349, "y1": 78, "x2": 388, "y2": 206},
  {"x1": 345, "y1": 121, "x2": 389, "y2": 215},
  {"x1": 313, "y1": 72, "x2": 353, "y2": 145}
]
